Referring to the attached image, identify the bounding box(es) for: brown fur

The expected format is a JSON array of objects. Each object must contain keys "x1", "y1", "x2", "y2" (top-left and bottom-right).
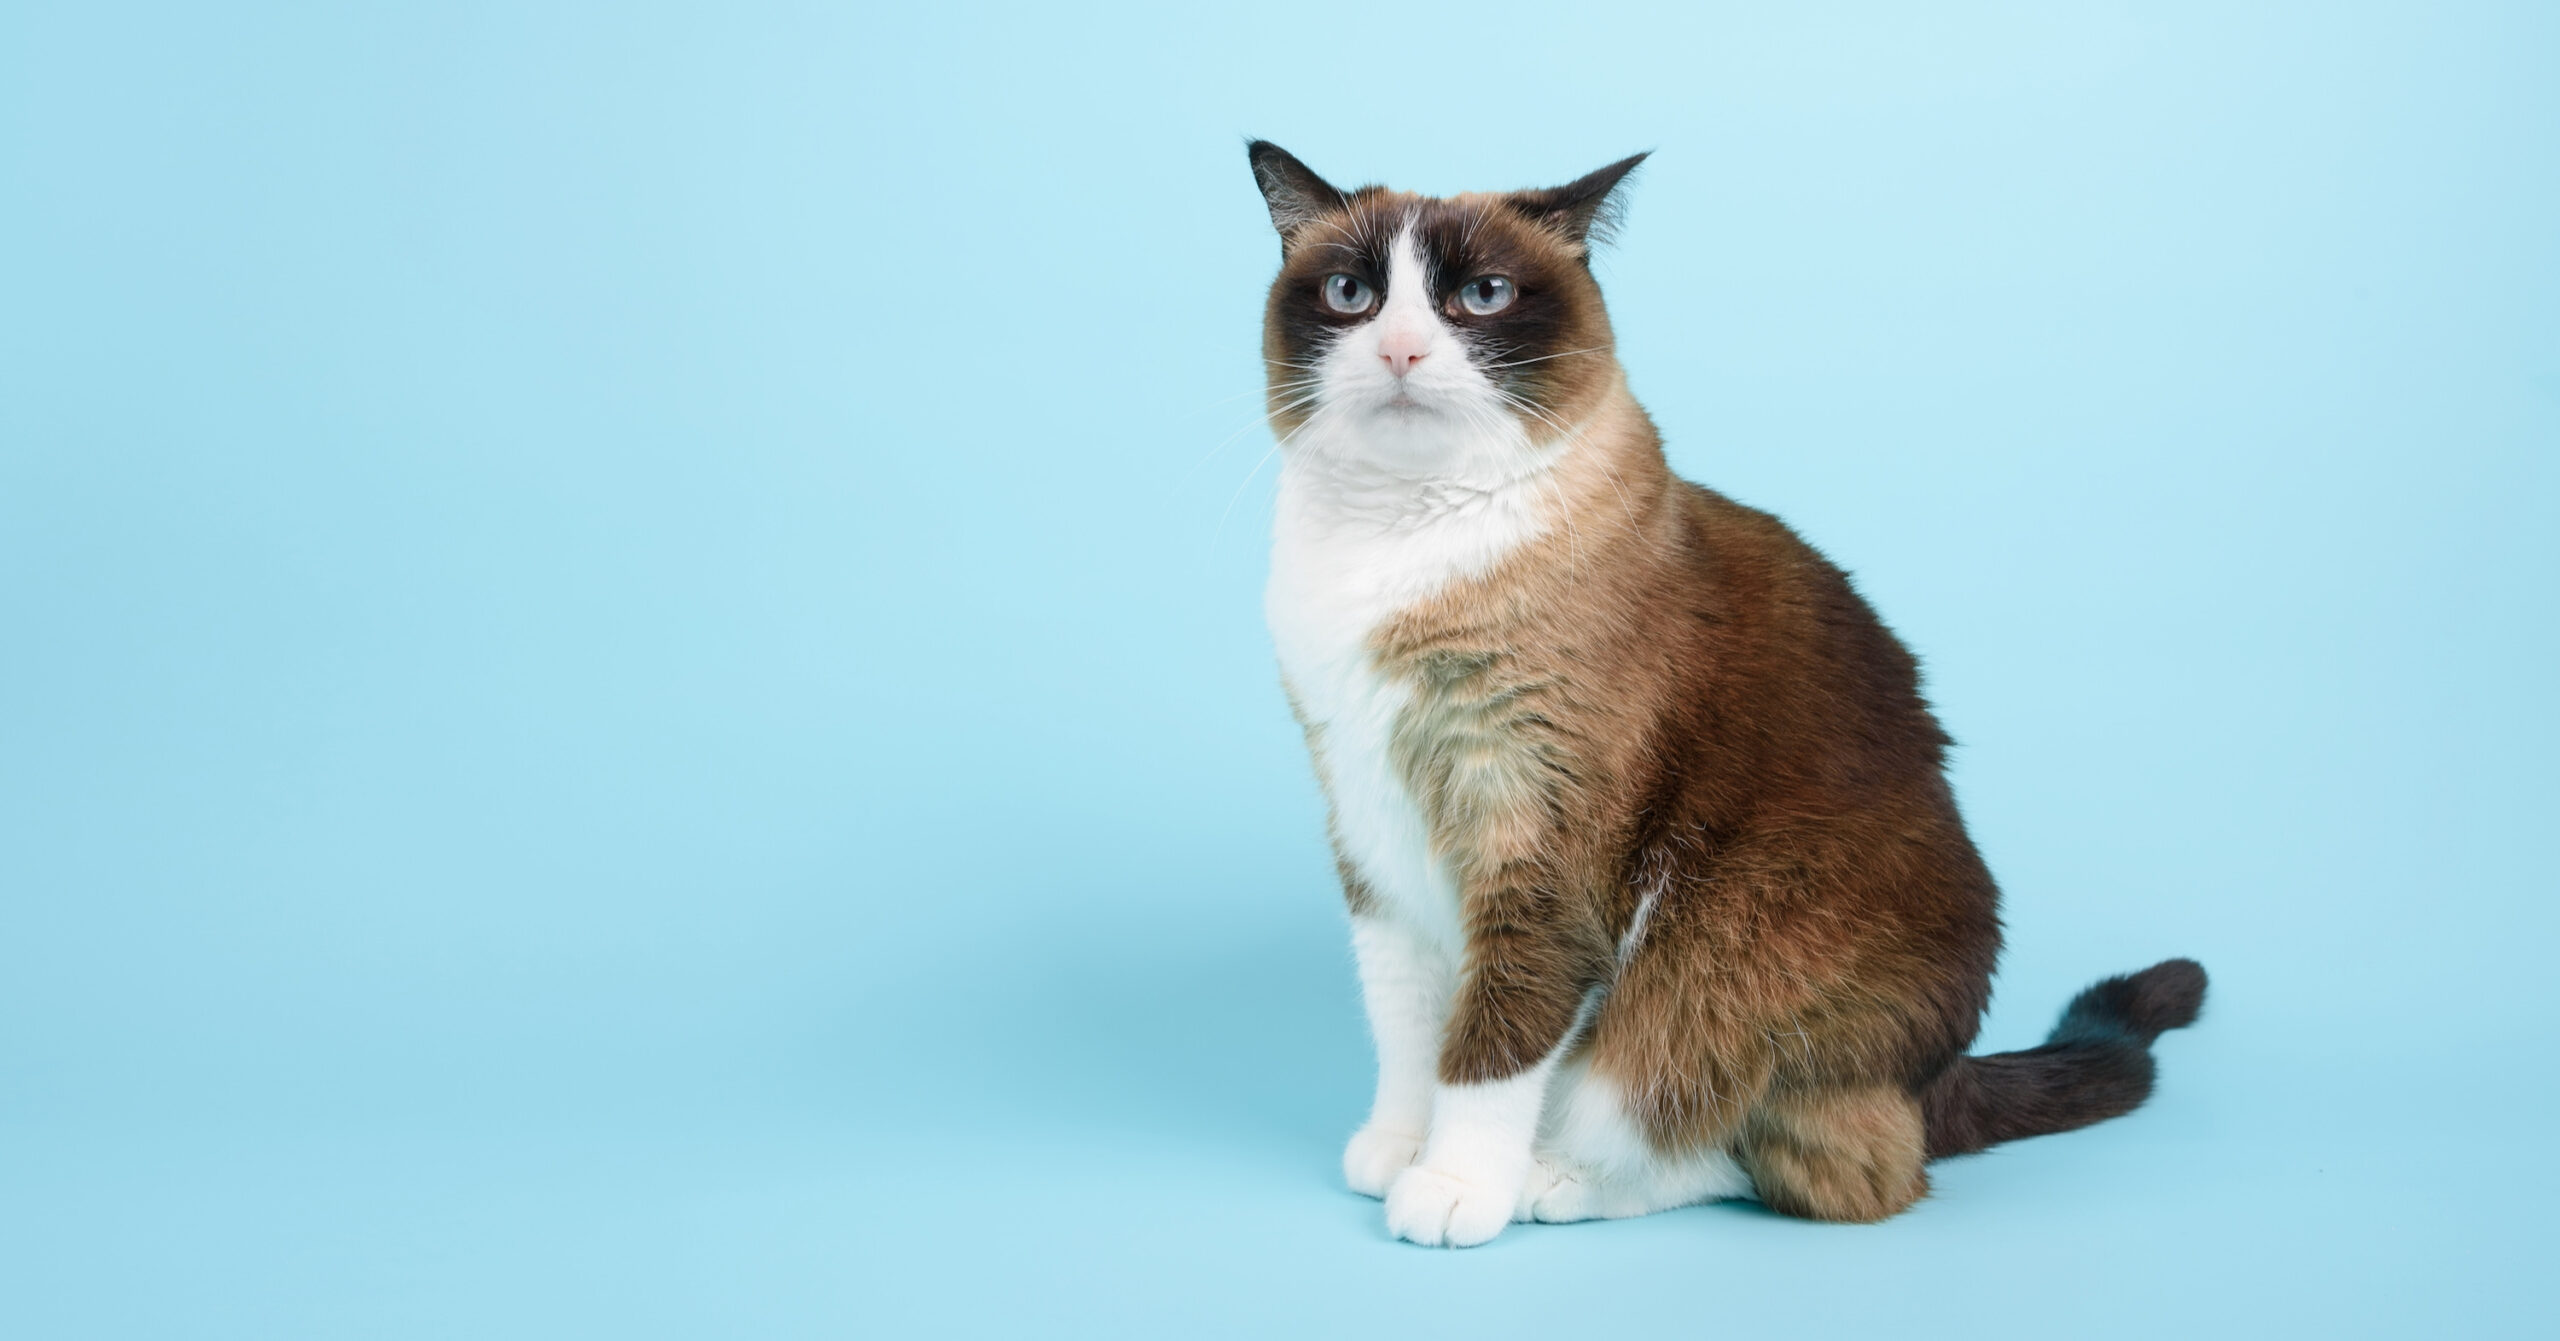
[
  {"x1": 1251, "y1": 144, "x2": 2200, "y2": 1224},
  {"x1": 1364, "y1": 393, "x2": 1993, "y2": 1220}
]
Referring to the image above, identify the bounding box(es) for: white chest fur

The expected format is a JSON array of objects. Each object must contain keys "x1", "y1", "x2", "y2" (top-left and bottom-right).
[{"x1": 1265, "y1": 458, "x2": 1551, "y2": 952}]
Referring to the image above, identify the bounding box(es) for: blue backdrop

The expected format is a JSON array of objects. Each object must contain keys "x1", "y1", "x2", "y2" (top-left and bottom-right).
[{"x1": 4, "y1": 3, "x2": 2552, "y2": 1336}]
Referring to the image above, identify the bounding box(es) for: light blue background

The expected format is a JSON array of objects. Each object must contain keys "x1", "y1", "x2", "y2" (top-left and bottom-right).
[{"x1": 4, "y1": 3, "x2": 2553, "y2": 1336}]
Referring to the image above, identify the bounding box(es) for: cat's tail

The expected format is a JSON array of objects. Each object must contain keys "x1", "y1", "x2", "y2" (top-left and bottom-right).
[{"x1": 1920, "y1": 958, "x2": 2207, "y2": 1160}]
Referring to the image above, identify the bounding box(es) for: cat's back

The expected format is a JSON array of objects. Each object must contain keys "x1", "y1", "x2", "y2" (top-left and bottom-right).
[{"x1": 1644, "y1": 479, "x2": 1954, "y2": 806}]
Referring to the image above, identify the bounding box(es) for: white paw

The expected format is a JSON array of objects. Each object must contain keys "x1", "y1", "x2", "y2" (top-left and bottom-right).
[
  {"x1": 1343, "y1": 1124, "x2": 1424, "y2": 1199},
  {"x1": 1514, "y1": 1156, "x2": 1600, "y2": 1224},
  {"x1": 1385, "y1": 1165, "x2": 1516, "y2": 1248}
]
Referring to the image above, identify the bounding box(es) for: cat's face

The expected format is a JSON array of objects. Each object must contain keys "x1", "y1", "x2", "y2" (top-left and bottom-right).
[{"x1": 1252, "y1": 143, "x2": 1645, "y2": 475}]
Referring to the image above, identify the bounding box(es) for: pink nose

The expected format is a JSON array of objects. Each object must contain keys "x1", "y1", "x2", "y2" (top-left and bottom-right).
[{"x1": 1378, "y1": 330, "x2": 1429, "y2": 377}]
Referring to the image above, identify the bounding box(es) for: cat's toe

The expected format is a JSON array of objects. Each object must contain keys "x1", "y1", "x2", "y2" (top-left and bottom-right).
[
  {"x1": 1343, "y1": 1124, "x2": 1424, "y2": 1199},
  {"x1": 1385, "y1": 1165, "x2": 1514, "y2": 1248},
  {"x1": 1512, "y1": 1156, "x2": 1561, "y2": 1222},
  {"x1": 1517, "y1": 1157, "x2": 1600, "y2": 1223}
]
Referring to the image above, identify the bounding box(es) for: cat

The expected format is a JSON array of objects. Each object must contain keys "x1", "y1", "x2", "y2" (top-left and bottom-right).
[{"x1": 1247, "y1": 141, "x2": 2207, "y2": 1248}]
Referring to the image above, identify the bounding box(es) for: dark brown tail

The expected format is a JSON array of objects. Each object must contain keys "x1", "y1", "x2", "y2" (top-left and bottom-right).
[{"x1": 1922, "y1": 958, "x2": 2208, "y2": 1160}]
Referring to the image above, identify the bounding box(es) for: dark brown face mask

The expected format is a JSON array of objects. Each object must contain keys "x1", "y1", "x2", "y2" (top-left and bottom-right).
[{"x1": 1250, "y1": 142, "x2": 1647, "y2": 441}]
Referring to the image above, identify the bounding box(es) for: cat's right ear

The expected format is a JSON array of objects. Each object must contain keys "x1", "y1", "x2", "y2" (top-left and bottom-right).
[{"x1": 1247, "y1": 141, "x2": 1347, "y2": 243}]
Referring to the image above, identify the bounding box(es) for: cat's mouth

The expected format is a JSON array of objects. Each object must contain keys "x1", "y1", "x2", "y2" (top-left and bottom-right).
[{"x1": 1379, "y1": 384, "x2": 1434, "y2": 412}]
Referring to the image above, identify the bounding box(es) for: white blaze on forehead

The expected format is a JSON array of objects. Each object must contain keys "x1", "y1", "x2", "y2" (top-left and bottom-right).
[{"x1": 1376, "y1": 220, "x2": 1440, "y2": 353}]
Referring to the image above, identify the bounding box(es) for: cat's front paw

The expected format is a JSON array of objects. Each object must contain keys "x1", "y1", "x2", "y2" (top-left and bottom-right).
[
  {"x1": 1385, "y1": 1164, "x2": 1515, "y2": 1248},
  {"x1": 1342, "y1": 1124, "x2": 1424, "y2": 1199}
]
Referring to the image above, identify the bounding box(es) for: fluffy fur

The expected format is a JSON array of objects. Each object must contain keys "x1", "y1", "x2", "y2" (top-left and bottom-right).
[{"x1": 1248, "y1": 142, "x2": 2206, "y2": 1247}]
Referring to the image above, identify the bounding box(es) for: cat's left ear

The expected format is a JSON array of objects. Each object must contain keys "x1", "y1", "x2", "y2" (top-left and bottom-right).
[{"x1": 1511, "y1": 152, "x2": 1651, "y2": 254}]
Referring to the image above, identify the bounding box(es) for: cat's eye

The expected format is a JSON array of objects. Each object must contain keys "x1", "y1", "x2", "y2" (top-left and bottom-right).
[
  {"x1": 1456, "y1": 275, "x2": 1516, "y2": 316},
  {"x1": 1323, "y1": 274, "x2": 1374, "y2": 314}
]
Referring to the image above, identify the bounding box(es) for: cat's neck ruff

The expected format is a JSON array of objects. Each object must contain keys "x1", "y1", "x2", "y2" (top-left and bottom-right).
[
  {"x1": 1284, "y1": 437, "x2": 1567, "y2": 531},
  {"x1": 1269, "y1": 420, "x2": 1575, "y2": 655}
]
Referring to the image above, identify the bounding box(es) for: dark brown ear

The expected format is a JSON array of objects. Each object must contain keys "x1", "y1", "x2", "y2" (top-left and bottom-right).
[
  {"x1": 1247, "y1": 140, "x2": 1347, "y2": 239},
  {"x1": 1511, "y1": 152, "x2": 1650, "y2": 252}
]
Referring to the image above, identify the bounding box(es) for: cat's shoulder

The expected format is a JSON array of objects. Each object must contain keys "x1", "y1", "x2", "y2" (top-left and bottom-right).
[{"x1": 1660, "y1": 478, "x2": 1835, "y2": 574}]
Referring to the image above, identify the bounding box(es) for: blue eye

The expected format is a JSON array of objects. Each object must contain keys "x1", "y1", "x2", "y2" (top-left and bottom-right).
[
  {"x1": 1323, "y1": 274, "x2": 1373, "y2": 314},
  {"x1": 1457, "y1": 275, "x2": 1515, "y2": 316}
]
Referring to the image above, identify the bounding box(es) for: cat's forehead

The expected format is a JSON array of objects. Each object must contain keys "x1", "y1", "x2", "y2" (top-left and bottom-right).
[{"x1": 1285, "y1": 189, "x2": 1585, "y2": 277}]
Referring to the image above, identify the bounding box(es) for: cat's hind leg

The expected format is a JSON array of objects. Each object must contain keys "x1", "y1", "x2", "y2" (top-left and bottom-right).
[
  {"x1": 1735, "y1": 1084, "x2": 1929, "y2": 1223},
  {"x1": 1516, "y1": 1144, "x2": 1751, "y2": 1223},
  {"x1": 1515, "y1": 1060, "x2": 1752, "y2": 1224}
]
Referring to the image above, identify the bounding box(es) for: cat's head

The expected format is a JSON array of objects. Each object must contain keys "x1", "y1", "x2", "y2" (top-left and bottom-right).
[{"x1": 1250, "y1": 142, "x2": 1645, "y2": 473}]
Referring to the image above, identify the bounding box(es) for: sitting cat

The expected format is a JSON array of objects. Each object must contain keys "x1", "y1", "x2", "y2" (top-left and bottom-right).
[{"x1": 1248, "y1": 141, "x2": 2205, "y2": 1248}]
